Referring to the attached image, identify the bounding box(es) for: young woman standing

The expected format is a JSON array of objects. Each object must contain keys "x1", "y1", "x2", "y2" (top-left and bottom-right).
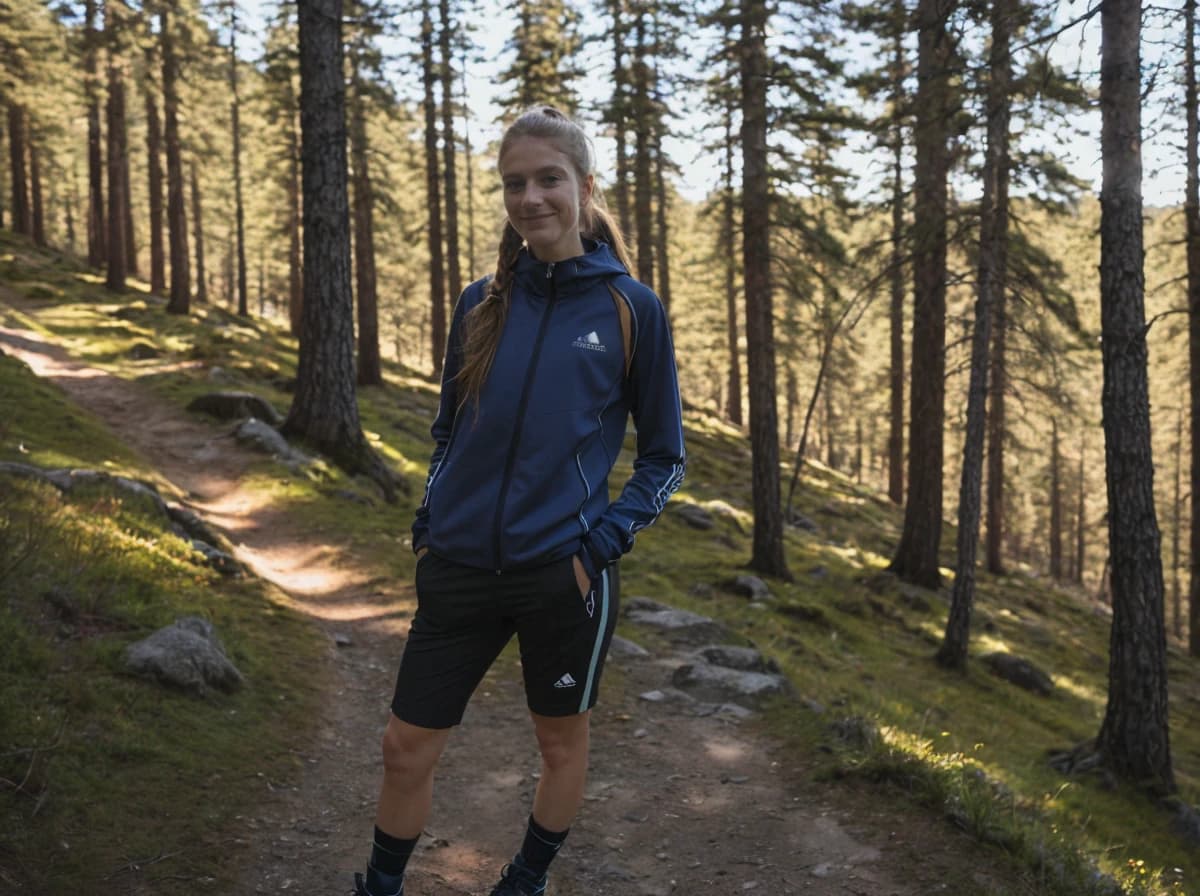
[{"x1": 354, "y1": 106, "x2": 686, "y2": 896}]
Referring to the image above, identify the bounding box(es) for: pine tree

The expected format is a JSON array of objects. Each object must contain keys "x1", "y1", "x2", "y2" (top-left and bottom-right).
[
  {"x1": 438, "y1": 0, "x2": 463, "y2": 306},
  {"x1": 7, "y1": 103, "x2": 30, "y2": 236},
  {"x1": 1094, "y1": 0, "x2": 1174, "y2": 793},
  {"x1": 190, "y1": 159, "x2": 207, "y2": 303},
  {"x1": 144, "y1": 40, "x2": 166, "y2": 294},
  {"x1": 104, "y1": 0, "x2": 128, "y2": 291},
  {"x1": 888, "y1": 0, "x2": 957, "y2": 588},
  {"x1": 1186, "y1": 0, "x2": 1200, "y2": 657},
  {"x1": 740, "y1": 0, "x2": 790, "y2": 580},
  {"x1": 497, "y1": 0, "x2": 582, "y2": 116},
  {"x1": 85, "y1": 0, "x2": 105, "y2": 266},
  {"x1": 421, "y1": 0, "x2": 447, "y2": 373},
  {"x1": 161, "y1": 1, "x2": 189, "y2": 313},
  {"x1": 286, "y1": 0, "x2": 396, "y2": 500}
]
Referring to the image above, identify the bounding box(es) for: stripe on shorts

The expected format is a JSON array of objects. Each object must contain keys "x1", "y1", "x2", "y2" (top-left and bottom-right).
[{"x1": 579, "y1": 567, "x2": 610, "y2": 713}]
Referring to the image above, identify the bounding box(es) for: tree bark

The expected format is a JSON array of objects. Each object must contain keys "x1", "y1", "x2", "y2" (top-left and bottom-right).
[
  {"x1": 288, "y1": 107, "x2": 303, "y2": 334},
  {"x1": 161, "y1": 5, "x2": 189, "y2": 313},
  {"x1": 1050, "y1": 417, "x2": 1063, "y2": 580},
  {"x1": 887, "y1": 0, "x2": 906, "y2": 506},
  {"x1": 439, "y1": 0, "x2": 462, "y2": 306},
  {"x1": 722, "y1": 104, "x2": 743, "y2": 428},
  {"x1": 888, "y1": 0, "x2": 955, "y2": 589},
  {"x1": 350, "y1": 62, "x2": 381, "y2": 386},
  {"x1": 651, "y1": 21, "x2": 671, "y2": 314},
  {"x1": 740, "y1": 0, "x2": 790, "y2": 580},
  {"x1": 122, "y1": 123, "x2": 136, "y2": 275},
  {"x1": 610, "y1": 0, "x2": 631, "y2": 240},
  {"x1": 632, "y1": 2, "x2": 654, "y2": 287},
  {"x1": 1186, "y1": 0, "x2": 1200, "y2": 658},
  {"x1": 145, "y1": 65, "x2": 165, "y2": 294},
  {"x1": 1094, "y1": 0, "x2": 1174, "y2": 793},
  {"x1": 86, "y1": 0, "x2": 105, "y2": 267},
  {"x1": 230, "y1": 2, "x2": 248, "y2": 316},
  {"x1": 191, "y1": 160, "x2": 207, "y2": 303},
  {"x1": 287, "y1": 0, "x2": 395, "y2": 501},
  {"x1": 29, "y1": 136, "x2": 46, "y2": 247},
  {"x1": 8, "y1": 104, "x2": 30, "y2": 236},
  {"x1": 422, "y1": 0, "x2": 447, "y2": 374},
  {"x1": 104, "y1": 9, "x2": 127, "y2": 293},
  {"x1": 1173, "y1": 406, "x2": 1184, "y2": 640},
  {"x1": 1075, "y1": 430, "x2": 1087, "y2": 585}
]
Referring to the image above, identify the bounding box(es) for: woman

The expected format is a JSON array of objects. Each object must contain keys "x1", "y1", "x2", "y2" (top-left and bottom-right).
[{"x1": 355, "y1": 106, "x2": 686, "y2": 896}]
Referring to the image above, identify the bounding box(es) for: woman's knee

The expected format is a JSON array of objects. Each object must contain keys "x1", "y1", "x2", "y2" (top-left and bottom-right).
[
  {"x1": 532, "y1": 712, "x2": 590, "y2": 770},
  {"x1": 380, "y1": 715, "x2": 449, "y2": 782}
]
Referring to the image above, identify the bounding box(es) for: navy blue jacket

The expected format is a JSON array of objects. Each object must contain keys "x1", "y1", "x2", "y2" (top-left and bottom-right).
[{"x1": 412, "y1": 240, "x2": 686, "y2": 579}]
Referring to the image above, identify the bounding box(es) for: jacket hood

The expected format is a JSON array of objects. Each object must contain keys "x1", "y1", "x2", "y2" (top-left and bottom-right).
[{"x1": 512, "y1": 239, "x2": 628, "y2": 297}]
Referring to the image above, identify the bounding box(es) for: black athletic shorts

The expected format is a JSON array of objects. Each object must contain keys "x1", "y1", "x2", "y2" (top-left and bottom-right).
[{"x1": 391, "y1": 551, "x2": 620, "y2": 729}]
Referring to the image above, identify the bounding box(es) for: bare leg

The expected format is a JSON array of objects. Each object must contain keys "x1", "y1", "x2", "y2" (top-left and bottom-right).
[
  {"x1": 529, "y1": 710, "x2": 591, "y2": 831},
  {"x1": 375, "y1": 715, "x2": 452, "y2": 838}
]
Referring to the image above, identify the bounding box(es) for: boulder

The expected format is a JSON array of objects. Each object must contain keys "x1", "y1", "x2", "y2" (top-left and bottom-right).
[
  {"x1": 693, "y1": 644, "x2": 780, "y2": 674},
  {"x1": 730, "y1": 574, "x2": 770, "y2": 601},
  {"x1": 624, "y1": 598, "x2": 730, "y2": 645},
  {"x1": 124, "y1": 616, "x2": 243, "y2": 695},
  {"x1": 608, "y1": 635, "x2": 650, "y2": 658},
  {"x1": 191, "y1": 540, "x2": 241, "y2": 576},
  {"x1": 673, "y1": 503, "x2": 714, "y2": 530},
  {"x1": 188, "y1": 391, "x2": 282, "y2": 425},
  {"x1": 670, "y1": 662, "x2": 790, "y2": 707},
  {"x1": 981, "y1": 652, "x2": 1053, "y2": 696},
  {"x1": 234, "y1": 418, "x2": 308, "y2": 465}
]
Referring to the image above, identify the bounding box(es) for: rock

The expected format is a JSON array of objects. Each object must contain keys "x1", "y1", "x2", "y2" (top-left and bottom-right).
[
  {"x1": 773, "y1": 602, "x2": 831, "y2": 628},
  {"x1": 124, "y1": 616, "x2": 243, "y2": 695},
  {"x1": 828, "y1": 715, "x2": 879, "y2": 750},
  {"x1": 1164, "y1": 797, "x2": 1200, "y2": 849},
  {"x1": 608, "y1": 635, "x2": 650, "y2": 658},
  {"x1": 167, "y1": 505, "x2": 223, "y2": 546},
  {"x1": 638, "y1": 688, "x2": 695, "y2": 705},
  {"x1": 128, "y1": 342, "x2": 161, "y2": 360},
  {"x1": 671, "y1": 662, "x2": 790, "y2": 707},
  {"x1": 730, "y1": 574, "x2": 770, "y2": 601},
  {"x1": 673, "y1": 502, "x2": 714, "y2": 530},
  {"x1": 981, "y1": 652, "x2": 1054, "y2": 696},
  {"x1": 191, "y1": 540, "x2": 241, "y2": 576},
  {"x1": 234, "y1": 418, "x2": 309, "y2": 465},
  {"x1": 625, "y1": 598, "x2": 731, "y2": 645},
  {"x1": 693, "y1": 644, "x2": 780, "y2": 674},
  {"x1": 333, "y1": 633, "x2": 354, "y2": 648},
  {"x1": 187, "y1": 391, "x2": 283, "y2": 425},
  {"x1": 787, "y1": 509, "x2": 818, "y2": 532}
]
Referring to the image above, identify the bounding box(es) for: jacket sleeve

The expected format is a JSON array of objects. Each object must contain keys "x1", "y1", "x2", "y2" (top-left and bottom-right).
[
  {"x1": 411, "y1": 290, "x2": 472, "y2": 554},
  {"x1": 577, "y1": 288, "x2": 686, "y2": 579}
]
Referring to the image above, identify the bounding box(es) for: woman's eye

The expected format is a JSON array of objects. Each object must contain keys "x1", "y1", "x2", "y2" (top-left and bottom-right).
[
  {"x1": 542, "y1": 175, "x2": 561, "y2": 186},
  {"x1": 504, "y1": 181, "x2": 523, "y2": 192}
]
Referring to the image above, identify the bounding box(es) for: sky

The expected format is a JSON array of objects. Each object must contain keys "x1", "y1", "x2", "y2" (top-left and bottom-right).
[{"x1": 239, "y1": 0, "x2": 1189, "y2": 209}]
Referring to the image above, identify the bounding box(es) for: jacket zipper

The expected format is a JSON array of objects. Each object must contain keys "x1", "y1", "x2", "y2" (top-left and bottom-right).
[{"x1": 491, "y1": 262, "x2": 557, "y2": 571}]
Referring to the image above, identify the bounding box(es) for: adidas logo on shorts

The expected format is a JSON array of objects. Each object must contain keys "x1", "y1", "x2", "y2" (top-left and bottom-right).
[{"x1": 553, "y1": 673, "x2": 578, "y2": 689}]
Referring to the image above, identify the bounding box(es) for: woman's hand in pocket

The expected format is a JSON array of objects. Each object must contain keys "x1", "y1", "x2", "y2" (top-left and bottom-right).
[{"x1": 572, "y1": 555, "x2": 591, "y2": 597}]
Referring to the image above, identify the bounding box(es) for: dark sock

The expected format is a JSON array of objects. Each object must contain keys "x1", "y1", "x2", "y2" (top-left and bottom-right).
[
  {"x1": 516, "y1": 814, "x2": 569, "y2": 879},
  {"x1": 365, "y1": 826, "x2": 418, "y2": 895}
]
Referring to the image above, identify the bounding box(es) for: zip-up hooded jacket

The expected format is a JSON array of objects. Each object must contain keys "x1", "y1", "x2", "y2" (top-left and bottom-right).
[{"x1": 412, "y1": 239, "x2": 686, "y2": 580}]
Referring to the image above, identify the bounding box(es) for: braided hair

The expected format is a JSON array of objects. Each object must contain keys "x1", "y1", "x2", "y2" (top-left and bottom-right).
[{"x1": 455, "y1": 106, "x2": 633, "y2": 411}]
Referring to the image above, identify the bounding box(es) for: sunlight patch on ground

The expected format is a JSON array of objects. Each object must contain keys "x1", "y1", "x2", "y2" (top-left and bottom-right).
[
  {"x1": 704, "y1": 736, "x2": 751, "y2": 764},
  {"x1": 1054, "y1": 674, "x2": 1105, "y2": 707}
]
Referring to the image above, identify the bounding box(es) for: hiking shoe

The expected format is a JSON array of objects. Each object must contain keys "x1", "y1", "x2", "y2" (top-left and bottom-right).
[
  {"x1": 488, "y1": 861, "x2": 548, "y2": 895},
  {"x1": 353, "y1": 872, "x2": 403, "y2": 896}
]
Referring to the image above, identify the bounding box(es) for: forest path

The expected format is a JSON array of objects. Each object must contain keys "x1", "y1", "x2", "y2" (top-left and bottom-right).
[{"x1": 0, "y1": 309, "x2": 1017, "y2": 896}]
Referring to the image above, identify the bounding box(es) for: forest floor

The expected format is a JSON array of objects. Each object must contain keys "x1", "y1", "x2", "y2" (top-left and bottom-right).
[{"x1": 0, "y1": 303, "x2": 1033, "y2": 896}]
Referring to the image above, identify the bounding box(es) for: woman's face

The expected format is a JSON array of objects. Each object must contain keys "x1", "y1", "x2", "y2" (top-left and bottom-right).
[{"x1": 500, "y1": 135, "x2": 594, "y2": 263}]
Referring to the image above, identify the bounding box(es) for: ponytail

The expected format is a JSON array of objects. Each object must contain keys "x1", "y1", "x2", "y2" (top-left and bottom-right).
[{"x1": 456, "y1": 221, "x2": 523, "y2": 411}]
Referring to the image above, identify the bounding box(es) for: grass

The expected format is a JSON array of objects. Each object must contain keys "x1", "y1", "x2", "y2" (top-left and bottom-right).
[{"x1": 2, "y1": 229, "x2": 1199, "y2": 894}]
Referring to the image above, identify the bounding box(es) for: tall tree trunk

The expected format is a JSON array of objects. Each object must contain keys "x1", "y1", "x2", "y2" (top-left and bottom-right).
[
  {"x1": 29, "y1": 138, "x2": 46, "y2": 247},
  {"x1": 122, "y1": 127, "x2": 136, "y2": 274},
  {"x1": 740, "y1": 0, "x2": 790, "y2": 581},
  {"x1": 86, "y1": 0, "x2": 105, "y2": 267},
  {"x1": 439, "y1": 0, "x2": 462, "y2": 305},
  {"x1": 887, "y1": 0, "x2": 906, "y2": 506},
  {"x1": 651, "y1": 22, "x2": 671, "y2": 314},
  {"x1": 67, "y1": 160, "x2": 80, "y2": 250},
  {"x1": 8, "y1": 104, "x2": 30, "y2": 236},
  {"x1": 288, "y1": 108, "x2": 303, "y2": 334},
  {"x1": 161, "y1": 5, "x2": 189, "y2": 313},
  {"x1": 632, "y1": 3, "x2": 654, "y2": 286},
  {"x1": 191, "y1": 160, "x2": 207, "y2": 303},
  {"x1": 145, "y1": 69, "x2": 165, "y2": 293},
  {"x1": 422, "y1": 0, "x2": 447, "y2": 373},
  {"x1": 889, "y1": 0, "x2": 955, "y2": 589},
  {"x1": 1049, "y1": 417, "x2": 1064, "y2": 579},
  {"x1": 0, "y1": 118, "x2": 6, "y2": 230},
  {"x1": 286, "y1": 0, "x2": 395, "y2": 501},
  {"x1": 460, "y1": 55, "x2": 475, "y2": 281},
  {"x1": 104, "y1": 14, "x2": 127, "y2": 292},
  {"x1": 722, "y1": 101, "x2": 743, "y2": 427},
  {"x1": 230, "y1": 3, "x2": 248, "y2": 316},
  {"x1": 1075, "y1": 430, "x2": 1087, "y2": 585},
  {"x1": 1094, "y1": 0, "x2": 1174, "y2": 793},
  {"x1": 1186, "y1": 0, "x2": 1200, "y2": 658},
  {"x1": 610, "y1": 0, "x2": 631, "y2": 240},
  {"x1": 350, "y1": 66, "x2": 381, "y2": 386},
  {"x1": 1173, "y1": 406, "x2": 1184, "y2": 640}
]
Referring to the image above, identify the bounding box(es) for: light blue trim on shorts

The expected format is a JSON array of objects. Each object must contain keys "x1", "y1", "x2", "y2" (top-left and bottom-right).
[{"x1": 579, "y1": 567, "x2": 610, "y2": 713}]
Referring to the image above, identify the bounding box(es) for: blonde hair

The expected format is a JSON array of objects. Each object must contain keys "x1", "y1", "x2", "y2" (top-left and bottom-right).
[{"x1": 455, "y1": 107, "x2": 633, "y2": 410}]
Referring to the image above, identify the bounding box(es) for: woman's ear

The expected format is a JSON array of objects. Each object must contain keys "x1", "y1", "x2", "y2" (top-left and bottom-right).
[{"x1": 581, "y1": 173, "x2": 595, "y2": 209}]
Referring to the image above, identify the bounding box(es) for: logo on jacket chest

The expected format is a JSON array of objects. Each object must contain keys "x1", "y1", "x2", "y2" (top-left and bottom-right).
[{"x1": 572, "y1": 331, "x2": 607, "y2": 352}]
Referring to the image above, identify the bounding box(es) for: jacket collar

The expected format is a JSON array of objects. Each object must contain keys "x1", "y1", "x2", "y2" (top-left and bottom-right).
[{"x1": 512, "y1": 239, "x2": 628, "y2": 298}]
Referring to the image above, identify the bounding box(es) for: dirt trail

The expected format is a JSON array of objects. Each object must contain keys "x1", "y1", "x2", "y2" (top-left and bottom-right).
[{"x1": 0, "y1": 316, "x2": 1014, "y2": 896}]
